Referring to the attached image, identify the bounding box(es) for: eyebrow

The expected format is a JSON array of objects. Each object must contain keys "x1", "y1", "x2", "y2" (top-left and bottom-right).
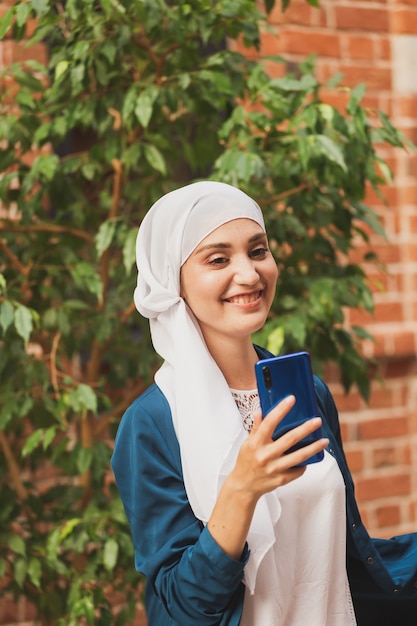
[{"x1": 195, "y1": 232, "x2": 267, "y2": 255}]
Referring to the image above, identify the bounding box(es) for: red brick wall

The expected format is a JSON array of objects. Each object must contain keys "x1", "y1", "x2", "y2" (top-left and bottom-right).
[
  {"x1": 1, "y1": 1, "x2": 417, "y2": 624},
  {"x1": 260, "y1": 0, "x2": 417, "y2": 539}
]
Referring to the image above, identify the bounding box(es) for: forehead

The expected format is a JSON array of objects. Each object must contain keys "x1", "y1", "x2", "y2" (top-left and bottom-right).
[{"x1": 193, "y1": 218, "x2": 265, "y2": 249}]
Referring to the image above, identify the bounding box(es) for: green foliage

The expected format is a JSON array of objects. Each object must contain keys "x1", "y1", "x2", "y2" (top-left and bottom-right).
[{"x1": 0, "y1": 0, "x2": 413, "y2": 622}]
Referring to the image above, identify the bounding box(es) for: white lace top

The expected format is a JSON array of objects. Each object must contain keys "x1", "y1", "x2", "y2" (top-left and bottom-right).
[
  {"x1": 230, "y1": 387, "x2": 357, "y2": 626},
  {"x1": 230, "y1": 388, "x2": 259, "y2": 432}
]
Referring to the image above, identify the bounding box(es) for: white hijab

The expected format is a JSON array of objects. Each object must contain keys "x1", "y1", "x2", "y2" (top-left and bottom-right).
[{"x1": 134, "y1": 181, "x2": 282, "y2": 595}]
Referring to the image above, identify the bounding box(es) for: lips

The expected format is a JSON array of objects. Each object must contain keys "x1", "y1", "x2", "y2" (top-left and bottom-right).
[{"x1": 224, "y1": 290, "x2": 262, "y2": 305}]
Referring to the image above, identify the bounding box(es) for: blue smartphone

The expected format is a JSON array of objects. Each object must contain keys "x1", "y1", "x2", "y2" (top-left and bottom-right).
[{"x1": 255, "y1": 351, "x2": 324, "y2": 465}]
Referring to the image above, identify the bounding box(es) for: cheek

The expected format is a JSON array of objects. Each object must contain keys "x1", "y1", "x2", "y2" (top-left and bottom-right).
[
  {"x1": 193, "y1": 274, "x2": 222, "y2": 301},
  {"x1": 266, "y1": 265, "x2": 278, "y2": 301},
  {"x1": 267, "y1": 261, "x2": 279, "y2": 285},
  {"x1": 182, "y1": 271, "x2": 224, "y2": 307},
  {"x1": 181, "y1": 267, "x2": 211, "y2": 303}
]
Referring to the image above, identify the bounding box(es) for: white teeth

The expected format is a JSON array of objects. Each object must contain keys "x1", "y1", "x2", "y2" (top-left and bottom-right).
[{"x1": 228, "y1": 291, "x2": 260, "y2": 304}]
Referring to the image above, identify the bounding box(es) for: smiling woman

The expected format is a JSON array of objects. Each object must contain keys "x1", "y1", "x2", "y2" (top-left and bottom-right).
[{"x1": 111, "y1": 181, "x2": 417, "y2": 626}]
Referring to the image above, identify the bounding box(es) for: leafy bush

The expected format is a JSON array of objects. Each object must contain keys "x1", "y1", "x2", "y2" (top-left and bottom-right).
[{"x1": 0, "y1": 0, "x2": 412, "y2": 622}]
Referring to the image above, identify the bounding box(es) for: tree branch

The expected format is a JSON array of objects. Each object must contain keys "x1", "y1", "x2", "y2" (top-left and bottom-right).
[
  {"x1": 50, "y1": 331, "x2": 61, "y2": 398},
  {"x1": 0, "y1": 431, "x2": 28, "y2": 501},
  {"x1": 0, "y1": 238, "x2": 32, "y2": 276},
  {"x1": 120, "y1": 300, "x2": 136, "y2": 324},
  {"x1": 262, "y1": 182, "x2": 310, "y2": 206},
  {"x1": 0, "y1": 222, "x2": 94, "y2": 243}
]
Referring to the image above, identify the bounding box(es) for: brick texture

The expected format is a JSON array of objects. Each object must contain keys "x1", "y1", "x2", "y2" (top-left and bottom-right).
[
  {"x1": 2, "y1": 0, "x2": 417, "y2": 624},
  {"x1": 334, "y1": 5, "x2": 389, "y2": 32},
  {"x1": 266, "y1": 0, "x2": 417, "y2": 548},
  {"x1": 391, "y1": 7, "x2": 417, "y2": 34}
]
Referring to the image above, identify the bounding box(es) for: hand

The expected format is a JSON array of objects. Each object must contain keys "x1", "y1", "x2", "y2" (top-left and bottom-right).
[
  {"x1": 229, "y1": 395, "x2": 329, "y2": 502},
  {"x1": 207, "y1": 395, "x2": 329, "y2": 560}
]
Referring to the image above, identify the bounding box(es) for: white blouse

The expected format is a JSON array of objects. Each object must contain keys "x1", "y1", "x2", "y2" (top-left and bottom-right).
[{"x1": 230, "y1": 388, "x2": 357, "y2": 626}]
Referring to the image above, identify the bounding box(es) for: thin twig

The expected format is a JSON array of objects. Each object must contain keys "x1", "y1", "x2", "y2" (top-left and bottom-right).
[
  {"x1": 262, "y1": 182, "x2": 310, "y2": 206},
  {"x1": 0, "y1": 431, "x2": 28, "y2": 501},
  {"x1": 50, "y1": 331, "x2": 62, "y2": 398},
  {"x1": 0, "y1": 238, "x2": 32, "y2": 275},
  {"x1": 0, "y1": 222, "x2": 94, "y2": 243},
  {"x1": 120, "y1": 301, "x2": 136, "y2": 324}
]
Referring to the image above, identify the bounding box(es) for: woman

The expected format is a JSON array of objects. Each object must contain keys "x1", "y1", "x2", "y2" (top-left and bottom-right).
[{"x1": 111, "y1": 181, "x2": 417, "y2": 626}]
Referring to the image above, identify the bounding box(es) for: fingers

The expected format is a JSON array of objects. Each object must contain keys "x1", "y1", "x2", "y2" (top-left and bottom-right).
[
  {"x1": 252, "y1": 394, "x2": 329, "y2": 467},
  {"x1": 279, "y1": 431, "x2": 329, "y2": 468},
  {"x1": 281, "y1": 415, "x2": 323, "y2": 448},
  {"x1": 271, "y1": 414, "x2": 328, "y2": 464},
  {"x1": 238, "y1": 396, "x2": 329, "y2": 497},
  {"x1": 257, "y1": 394, "x2": 296, "y2": 439}
]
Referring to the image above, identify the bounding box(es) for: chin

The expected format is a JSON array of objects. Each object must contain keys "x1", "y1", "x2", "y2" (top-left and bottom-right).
[{"x1": 239, "y1": 318, "x2": 268, "y2": 337}]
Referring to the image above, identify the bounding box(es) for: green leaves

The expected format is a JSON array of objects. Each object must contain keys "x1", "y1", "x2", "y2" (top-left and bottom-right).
[
  {"x1": 0, "y1": 6, "x2": 14, "y2": 38},
  {"x1": 144, "y1": 144, "x2": 167, "y2": 175},
  {"x1": 122, "y1": 228, "x2": 138, "y2": 274},
  {"x1": 0, "y1": 300, "x2": 37, "y2": 346},
  {"x1": 70, "y1": 262, "x2": 103, "y2": 302},
  {"x1": 95, "y1": 220, "x2": 117, "y2": 258},
  {"x1": 312, "y1": 135, "x2": 347, "y2": 171},
  {"x1": 9, "y1": 534, "x2": 26, "y2": 557},
  {"x1": 15, "y1": 3, "x2": 31, "y2": 28},
  {"x1": 135, "y1": 86, "x2": 159, "y2": 128},
  {"x1": 31, "y1": 0, "x2": 50, "y2": 15},
  {"x1": 22, "y1": 427, "x2": 57, "y2": 457},
  {"x1": 68, "y1": 384, "x2": 98, "y2": 414},
  {"x1": 27, "y1": 557, "x2": 42, "y2": 588},
  {"x1": 0, "y1": 301, "x2": 14, "y2": 334},
  {"x1": 14, "y1": 305, "x2": 34, "y2": 345},
  {"x1": 103, "y1": 537, "x2": 119, "y2": 571}
]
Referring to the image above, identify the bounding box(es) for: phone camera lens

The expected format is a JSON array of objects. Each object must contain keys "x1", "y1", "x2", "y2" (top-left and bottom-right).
[{"x1": 262, "y1": 366, "x2": 273, "y2": 389}]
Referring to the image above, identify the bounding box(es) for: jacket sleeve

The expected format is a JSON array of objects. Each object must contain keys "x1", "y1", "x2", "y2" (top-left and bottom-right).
[
  {"x1": 313, "y1": 376, "x2": 344, "y2": 450},
  {"x1": 111, "y1": 388, "x2": 247, "y2": 625}
]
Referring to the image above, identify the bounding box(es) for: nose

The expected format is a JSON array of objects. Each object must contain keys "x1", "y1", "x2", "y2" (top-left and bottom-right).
[{"x1": 233, "y1": 256, "x2": 260, "y2": 285}]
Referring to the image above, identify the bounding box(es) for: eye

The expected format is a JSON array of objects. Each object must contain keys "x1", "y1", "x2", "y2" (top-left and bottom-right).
[
  {"x1": 207, "y1": 255, "x2": 229, "y2": 266},
  {"x1": 250, "y1": 247, "x2": 269, "y2": 259}
]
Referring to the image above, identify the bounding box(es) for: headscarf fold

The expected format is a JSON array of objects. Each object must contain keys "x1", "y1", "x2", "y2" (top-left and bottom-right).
[{"x1": 134, "y1": 181, "x2": 281, "y2": 594}]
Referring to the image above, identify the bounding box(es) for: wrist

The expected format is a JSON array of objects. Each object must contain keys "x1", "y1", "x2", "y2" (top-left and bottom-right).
[{"x1": 221, "y1": 472, "x2": 259, "y2": 514}]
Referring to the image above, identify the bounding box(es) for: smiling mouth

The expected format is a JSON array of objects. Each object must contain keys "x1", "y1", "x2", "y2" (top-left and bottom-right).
[{"x1": 224, "y1": 290, "x2": 262, "y2": 305}]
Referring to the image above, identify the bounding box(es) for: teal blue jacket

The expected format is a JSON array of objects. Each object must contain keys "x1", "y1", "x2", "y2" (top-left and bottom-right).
[{"x1": 111, "y1": 347, "x2": 417, "y2": 625}]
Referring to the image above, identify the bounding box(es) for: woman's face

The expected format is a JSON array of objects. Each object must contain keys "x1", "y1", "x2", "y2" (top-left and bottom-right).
[{"x1": 180, "y1": 218, "x2": 278, "y2": 346}]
